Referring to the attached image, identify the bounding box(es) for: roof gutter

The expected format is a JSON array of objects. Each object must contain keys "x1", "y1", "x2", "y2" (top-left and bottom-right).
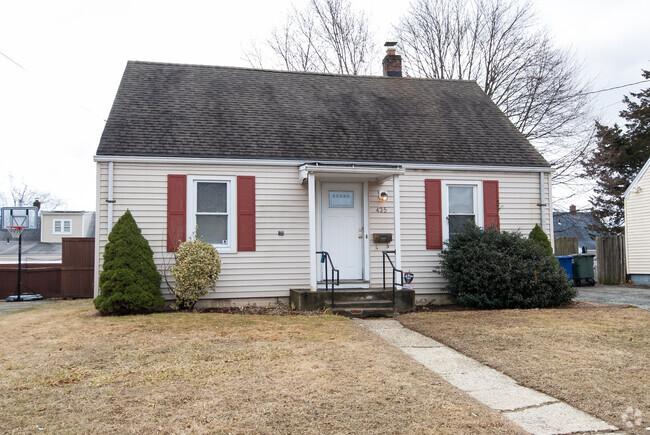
[{"x1": 94, "y1": 155, "x2": 553, "y2": 173}]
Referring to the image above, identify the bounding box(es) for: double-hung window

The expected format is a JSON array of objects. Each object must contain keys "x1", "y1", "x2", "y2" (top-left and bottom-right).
[
  {"x1": 53, "y1": 219, "x2": 72, "y2": 235},
  {"x1": 442, "y1": 181, "x2": 483, "y2": 241},
  {"x1": 188, "y1": 176, "x2": 236, "y2": 252}
]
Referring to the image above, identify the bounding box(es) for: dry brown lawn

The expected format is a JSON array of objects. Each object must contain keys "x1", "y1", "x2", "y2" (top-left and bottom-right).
[
  {"x1": 400, "y1": 302, "x2": 650, "y2": 433},
  {"x1": 0, "y1": 300, "x2": 522, "y2": 434}
]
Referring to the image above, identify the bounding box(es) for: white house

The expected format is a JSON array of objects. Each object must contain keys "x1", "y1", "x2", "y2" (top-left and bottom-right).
[
  {"x1": 624, "y1": 157, "x2": 650, "y2": 285},
  {"x1": 94, "y1": 47, "x2": 554, "y2": 309}
]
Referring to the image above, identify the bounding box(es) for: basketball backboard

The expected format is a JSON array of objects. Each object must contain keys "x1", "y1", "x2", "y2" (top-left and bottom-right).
[{"x1": 1, "y1": 207, "x2": 39, "y2": 231}]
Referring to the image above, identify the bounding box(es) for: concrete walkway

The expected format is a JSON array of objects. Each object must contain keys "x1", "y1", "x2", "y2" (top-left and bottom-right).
[{"x1": 357, "y1": 318, "x2": 619, "y2": 435}]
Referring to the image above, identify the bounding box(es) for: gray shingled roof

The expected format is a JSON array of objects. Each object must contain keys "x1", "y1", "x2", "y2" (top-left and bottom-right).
[{"x1": 96, "y1": 61, "x2": 549, "y2": 167}]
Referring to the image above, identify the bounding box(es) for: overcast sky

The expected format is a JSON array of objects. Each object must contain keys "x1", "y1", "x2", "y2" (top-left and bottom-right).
[{"x1": 1, "y1": 0, "x2": 648, "y2": 212}]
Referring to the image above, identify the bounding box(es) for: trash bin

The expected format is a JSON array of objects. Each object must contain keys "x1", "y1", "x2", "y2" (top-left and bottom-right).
[
  {"x1": 556, "y1": 255, "x2": 574, "y2": 282},
  {"x1": 572, "y1": 253, "x2": 595, "y2": 286}
]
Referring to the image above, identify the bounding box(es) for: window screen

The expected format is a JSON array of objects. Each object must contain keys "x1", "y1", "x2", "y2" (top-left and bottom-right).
[
  {"x1": 448, "y1": 186, "x2": 475, "y2": 234},
  {"x1": 196, "y1": 181, "x2": 229, "y2": 245}
]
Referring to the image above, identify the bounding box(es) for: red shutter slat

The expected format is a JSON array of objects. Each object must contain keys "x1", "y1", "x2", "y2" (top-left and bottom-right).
[
  {"x1": 483, "y1": 180, "x2": 500, "y2": 231},
  {"x1": 425, "y1": 179, "x2": 443, "y2": 249},
  {"x1": 167, "y1": 174, "x2": 187, "y2": 252},
  {"x1": 237, "y1": 176, "x2": 256, "y2": 251}
]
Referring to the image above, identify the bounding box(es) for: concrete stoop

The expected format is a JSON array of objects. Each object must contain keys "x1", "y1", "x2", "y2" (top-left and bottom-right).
[
  {"x1": 358, "y1": 319, "x2": 620, "y2": 435},
  {"x1": 290, "y1": 288, "x2": 414, "y2": 317}
]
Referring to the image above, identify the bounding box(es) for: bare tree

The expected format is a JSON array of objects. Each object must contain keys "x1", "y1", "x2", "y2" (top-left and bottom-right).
[
  {"x1": 396, "y1": 0, "x2": 593, "y2": 185},
  {"x1": 0, "y1": 176, "x2": 64, "y2": 210},
  {"x1": 245, "y1": 0, "x2": 377, "y2": 75}
]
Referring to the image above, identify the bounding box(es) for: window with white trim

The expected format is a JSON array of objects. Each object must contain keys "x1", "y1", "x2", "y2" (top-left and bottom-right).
[
  {"x1": 53, "y1": 219, "x2": 72, "y2": 235},
  {"x1": 442, "y1": 181, "x2": 483, "y2": 241},
  {"x1": 188, "y1": 176, "x2": 236, "y2": 252}
]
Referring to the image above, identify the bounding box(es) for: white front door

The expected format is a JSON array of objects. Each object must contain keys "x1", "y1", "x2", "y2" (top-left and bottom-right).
[{"x1": 320, "y1": 182, "x2": 364, "y2": 281}]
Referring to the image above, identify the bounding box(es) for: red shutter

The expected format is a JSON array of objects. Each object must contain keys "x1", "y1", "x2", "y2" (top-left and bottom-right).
[
  {"x1": 425, "y1": 179, "x2": 443, "y2": 249},
  {"x1": 167, "y1": 174, "x2": 186, "y2": 252},
  {"x1": 483, "y1": 180, "x2": 500, "y2": 231},
  {"x1": 237, "y1": 176, "x2": 256, "y2": 251}
]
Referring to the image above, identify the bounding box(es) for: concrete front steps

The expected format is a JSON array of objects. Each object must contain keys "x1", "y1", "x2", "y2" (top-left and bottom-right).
[{"x1": 289, "y1": 288, "x2": 415, "y2": 318}]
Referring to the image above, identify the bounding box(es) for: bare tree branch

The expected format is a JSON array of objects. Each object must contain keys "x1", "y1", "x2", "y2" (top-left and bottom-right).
[
  {"x1": 244, "y1": 0, "x2": 377, "y2": 75},
  {"x1": 1, "y1": 175, "x2": 65, "y2": 210},
  {"x1": 396, "y1": 0, "x2": 594, "y2": 189}
]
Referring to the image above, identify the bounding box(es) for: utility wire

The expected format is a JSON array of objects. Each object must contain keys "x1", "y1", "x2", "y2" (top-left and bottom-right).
[
  {"x1": 0, "y1": 48, "x2": 107, "y2": 122},
  {"x1": 580, "y1": 79, "x2": 650, "y2": 96},
  {"x1": 0, "y1": 50, "x2": 26, "y2": 70}
]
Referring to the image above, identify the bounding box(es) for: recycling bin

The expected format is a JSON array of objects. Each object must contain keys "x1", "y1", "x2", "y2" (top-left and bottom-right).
[
  {"x1": 572, "y1": 253, "x2": 595, "y2": 286},
  {"x1": 556, "y1": 255, "x2": 574, "y2": 281}
]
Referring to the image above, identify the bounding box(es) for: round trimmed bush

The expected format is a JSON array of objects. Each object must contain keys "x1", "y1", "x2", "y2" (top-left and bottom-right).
[
  {"x1": 94, "y1": 210, "x2": 164, "y2": 315},
  {"x1": 171, "y1": 236, "x2": 221, "y2": 310},
  {"x1": 437, "y1": 223, "x2": 575, "y2": 309}
]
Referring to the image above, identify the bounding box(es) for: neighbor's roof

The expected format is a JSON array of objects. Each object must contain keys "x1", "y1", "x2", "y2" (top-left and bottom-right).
[
  {"x1": 96, "y1": 61, "x2": 549, "y2": 168},
  {"x1": 553, "y1": 211, "x2": 605, "y2": 251}
]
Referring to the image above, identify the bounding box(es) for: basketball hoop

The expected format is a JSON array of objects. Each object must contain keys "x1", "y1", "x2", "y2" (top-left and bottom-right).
[{"x1": 6, "y1": 225, "x2": 24, "y2": 240}]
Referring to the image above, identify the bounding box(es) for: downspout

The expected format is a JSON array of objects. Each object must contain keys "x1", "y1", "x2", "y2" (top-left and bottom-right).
[
  {"x1": 539, "y1": 172, "x2": 546, "y2": 235},
  {"x1": 547, "y1": 172, "x2": 554, "y2": 250},
  {"x1": 308, "y1": 172, "x2": 317, "y2": 291},
  {"x1": 108, "y1": 161, "x2": 114, "y2": 233}
]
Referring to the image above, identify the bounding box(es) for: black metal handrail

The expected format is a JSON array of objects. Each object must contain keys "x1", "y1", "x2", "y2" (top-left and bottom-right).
[
  {"x1": 382, "y1": 250, "x2": 403, "y2": 309},
  {"x1": 316, "y1": 251, "x2": 339, "y2": 309}
]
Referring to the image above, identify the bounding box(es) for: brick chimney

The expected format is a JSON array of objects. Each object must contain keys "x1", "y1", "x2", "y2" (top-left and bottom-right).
[
  {"x1": 569, "y1": 204, "x2": 577, "y2": 214},
  {"x1": 382, "y1": 42, "x2": 402, "y2": 77}
]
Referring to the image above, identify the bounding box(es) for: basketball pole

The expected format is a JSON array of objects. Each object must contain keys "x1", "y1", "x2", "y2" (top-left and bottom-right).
[{"x1": 17, "y1": 231, "x2": 22, "y2": 301}]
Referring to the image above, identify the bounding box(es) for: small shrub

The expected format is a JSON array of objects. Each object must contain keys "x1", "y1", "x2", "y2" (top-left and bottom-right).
[
  {"x1": 528, "y1": 223, "x2": 554, "y2": 256},
  {"x1": 171, "y1": 235, "x2": 221, "y2": 310},
  {"x1": 437, "y1": 223, "x2": 575, "y2": 309},
  {"x1": 94, "y1": 210, "x2": 164, "y2": 315}
]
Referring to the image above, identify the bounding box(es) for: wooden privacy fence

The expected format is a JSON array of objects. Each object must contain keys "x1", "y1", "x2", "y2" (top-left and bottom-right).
[
  {"x1": 554, "y1": 236, "x2": 579, "y2": 255},
  {"x1": 596, "y1": 235, "x2": 626, "y2": 285},
  {"x1": 0, "y1": 238, "x2": 94, "y2": 299}
]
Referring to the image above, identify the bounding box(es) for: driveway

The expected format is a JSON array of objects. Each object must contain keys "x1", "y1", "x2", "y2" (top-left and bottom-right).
[
  {"x1": 576, "y1": 284, "x2": 650, "y2": 311},
  {"x1": 0, "y1": 300, "x2": 53, "y2": 316}
]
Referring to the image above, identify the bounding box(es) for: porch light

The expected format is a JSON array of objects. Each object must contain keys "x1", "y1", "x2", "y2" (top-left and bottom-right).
[{"x1": 379, "y1": 190, "x2": 388, "y2": 202}]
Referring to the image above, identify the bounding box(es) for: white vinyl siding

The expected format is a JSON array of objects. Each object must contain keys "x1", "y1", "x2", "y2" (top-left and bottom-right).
[
  {"x1": 368, "y1": 179, "x2": 395, "y2": 285},
  {"x1": 625, "y1": 168, "x2": 650, "y2": 274},
  {"x1": 96, "y1": 162, "x2": 309, "y2": 300},
  {"x1": 400, "y1": 169, "x2": 549, "y2": 294},
  {"x1": 95, "y1": 161, "x2": 549, "y2": 299}
]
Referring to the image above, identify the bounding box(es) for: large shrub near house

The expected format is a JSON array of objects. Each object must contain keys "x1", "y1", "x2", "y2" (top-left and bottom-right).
[
  {"x1": 94, "y1": 210, "x2": 164, "y2": 315},
  {"x1": 171, "y1": 236, "x2": 221, "y2": 310},
  {"x1": 437, "y1": 223, "x2": 575, "y2": 309}
]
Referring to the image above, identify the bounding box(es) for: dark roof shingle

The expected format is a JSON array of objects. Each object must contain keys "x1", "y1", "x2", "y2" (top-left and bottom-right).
[{"x1": 96, "y1": 61, "x2": 549, "y2": 167}]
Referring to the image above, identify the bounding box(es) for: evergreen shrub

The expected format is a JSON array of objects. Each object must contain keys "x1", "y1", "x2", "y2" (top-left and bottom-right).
[
  {"x1": 94, "y1": 210, "x2": 164, "y2": 315},
  {"x1": 171, "y1": 235, "x2": 221, "y2": 310},
  {"x1": 528, "y1": 223, "x2": 554, "y2": 256},
  {"x1": 437, "y1": 223, "x2": 575, "y2": 309}
]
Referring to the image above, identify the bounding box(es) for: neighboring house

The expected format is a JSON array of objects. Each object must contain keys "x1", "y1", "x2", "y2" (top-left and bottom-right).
[
  {"x1": 624, "y1": 158, "x2": 650, "y2": 285},
  {"x1": 40, "y1": 211, "x2": 95, "y2": 243},
  {"x1": 94, "y1": 47, "x2": 553, "y2": 306},
  {"x1": 0, "y1": 212, "x2": 95, "y2": 263},
  {"x1": 553, "y1": 205, "x2": 603, "y2": 253}
]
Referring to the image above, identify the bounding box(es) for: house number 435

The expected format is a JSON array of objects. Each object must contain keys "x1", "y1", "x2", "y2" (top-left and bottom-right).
[{"x1": 375, "y1": 207, "x2": 388, "y2": 213}]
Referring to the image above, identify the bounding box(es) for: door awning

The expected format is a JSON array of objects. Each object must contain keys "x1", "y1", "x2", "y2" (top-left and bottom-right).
[{"x1": 298, "y1": 163, "x2": 405, "y2": 183}]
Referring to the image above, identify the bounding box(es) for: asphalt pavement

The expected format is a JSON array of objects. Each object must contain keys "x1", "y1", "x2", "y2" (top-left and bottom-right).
[{"x1": 575, "y1": 284, "x2": 650, "y2": 311}]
